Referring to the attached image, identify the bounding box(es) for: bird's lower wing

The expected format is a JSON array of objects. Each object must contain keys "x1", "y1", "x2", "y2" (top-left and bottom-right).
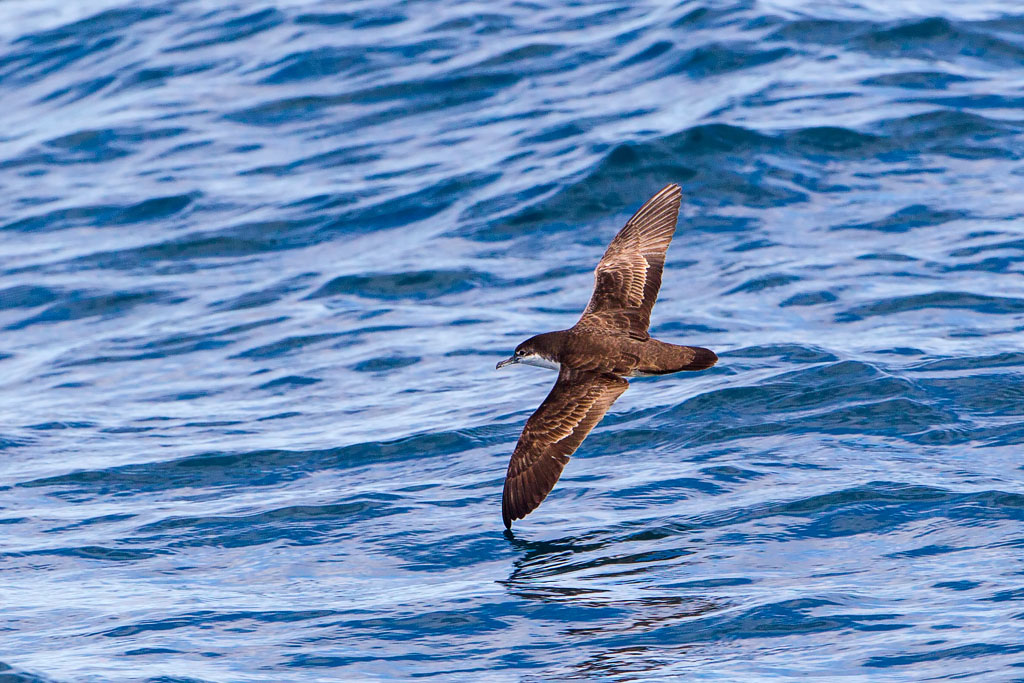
[{"x1": 502, "y1": 368, "x2": 629, "y2": 528}]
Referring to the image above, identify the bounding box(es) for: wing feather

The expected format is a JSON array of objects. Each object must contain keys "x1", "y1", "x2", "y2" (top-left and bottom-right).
[
  {"x1": 578, "y1": 183, "x2": 682, "y2": 338},
  {"x1": 502, "y1": 368, "x2": 628, "y2": 528}
]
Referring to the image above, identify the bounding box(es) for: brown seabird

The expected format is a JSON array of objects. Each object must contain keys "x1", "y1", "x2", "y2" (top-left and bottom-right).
[{"x1": 495, "y1": 183, "x2": 717, "y2": 529}]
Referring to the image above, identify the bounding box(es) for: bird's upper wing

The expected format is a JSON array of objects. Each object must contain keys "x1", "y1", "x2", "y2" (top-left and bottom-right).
[
  {"x1": 577, "y1": 183, "x2": 682, "y2": 339},
  {"x1": 502, "y1": 367, "x2": 628, "y2": 528}
]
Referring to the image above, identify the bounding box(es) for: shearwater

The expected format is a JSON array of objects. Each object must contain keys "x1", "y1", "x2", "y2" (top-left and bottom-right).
[{"x1": 496, "y1": 184, "x2": 718, "y2": 529}]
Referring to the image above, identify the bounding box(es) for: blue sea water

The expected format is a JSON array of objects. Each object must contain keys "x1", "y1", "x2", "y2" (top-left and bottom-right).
[{"x1": 2, "y1": 0, "x2": 1024, "y2": 680}]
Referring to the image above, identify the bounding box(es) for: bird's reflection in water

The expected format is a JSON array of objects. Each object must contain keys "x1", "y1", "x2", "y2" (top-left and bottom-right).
[
  {"x1": 561, "y1": 643, "x2": 700, "y2": 680},
  {"x1": 502, "y1": 525, "x2": 631, "y2": 583},
  {"x1": 502, "y1": 520, "x2": 701, "y2": 581},
  {"x1": 499, "y1": 522, "x2": 723, "y2": 652}
]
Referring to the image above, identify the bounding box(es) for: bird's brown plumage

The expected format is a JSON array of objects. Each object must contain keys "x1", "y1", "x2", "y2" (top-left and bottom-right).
[
  {"x1": 578, "y1": 183, "x2": 682, "y2": 339},
  {"x1": 499, "y1": 183, "x2": 716, "y2": 528},
  {"x1": 502, "y1": 368, "x2": 628, "y2": 529}
]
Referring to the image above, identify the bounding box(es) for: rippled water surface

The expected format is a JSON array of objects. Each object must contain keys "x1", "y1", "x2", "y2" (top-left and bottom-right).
[{"x1": 2, "y1": 0, "x2": 1024, "y2": 680}]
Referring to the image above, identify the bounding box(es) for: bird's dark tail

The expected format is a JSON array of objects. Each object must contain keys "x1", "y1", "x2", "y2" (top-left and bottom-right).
[{"x1": 636, "y1": 341, "x2": 717, "y2": 375}]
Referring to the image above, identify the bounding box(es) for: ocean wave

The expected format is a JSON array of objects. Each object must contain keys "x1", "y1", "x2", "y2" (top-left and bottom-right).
[{"x1": 3, "y1": 1, "x2": 1024, "y2": 680}]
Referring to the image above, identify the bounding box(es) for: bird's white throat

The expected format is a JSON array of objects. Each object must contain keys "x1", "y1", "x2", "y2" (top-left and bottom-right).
[{"x1": 519, "y1": 353, "x2": 560, "y2": 371}]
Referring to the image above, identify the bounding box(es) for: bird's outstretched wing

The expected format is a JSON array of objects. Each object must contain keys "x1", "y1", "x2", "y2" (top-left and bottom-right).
[
  {"x1": 577, "y1": 183, "x2": 682, "y2": 339},
  {"x1": 502, "y1": 368, "x2": 628, "y2": 528}
]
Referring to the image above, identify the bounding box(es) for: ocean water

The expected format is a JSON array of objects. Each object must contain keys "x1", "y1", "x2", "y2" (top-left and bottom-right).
[{"x1": 2, "y1": 0, "x2": 1023, "y2": 680}]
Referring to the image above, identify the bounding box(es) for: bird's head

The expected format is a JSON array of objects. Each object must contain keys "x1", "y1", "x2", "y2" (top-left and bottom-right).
[{"x1": 496, "y1": 333, "x2": 561, "y2": 371}]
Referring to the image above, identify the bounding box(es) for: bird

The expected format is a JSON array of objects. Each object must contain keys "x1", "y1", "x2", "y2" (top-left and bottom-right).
[{"x1": 495, "y1": 183, "x2": 717, "y2": 529}]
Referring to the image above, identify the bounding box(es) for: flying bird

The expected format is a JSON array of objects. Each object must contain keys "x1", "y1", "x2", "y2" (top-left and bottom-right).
[{"x1": 496, "y1": 183, "x2": 717, "y2": 529}]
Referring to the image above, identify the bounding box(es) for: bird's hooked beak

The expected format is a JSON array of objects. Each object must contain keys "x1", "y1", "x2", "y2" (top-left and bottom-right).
[{"x1": 496, "y1": 356, "x2": 517, "y2": 370}]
